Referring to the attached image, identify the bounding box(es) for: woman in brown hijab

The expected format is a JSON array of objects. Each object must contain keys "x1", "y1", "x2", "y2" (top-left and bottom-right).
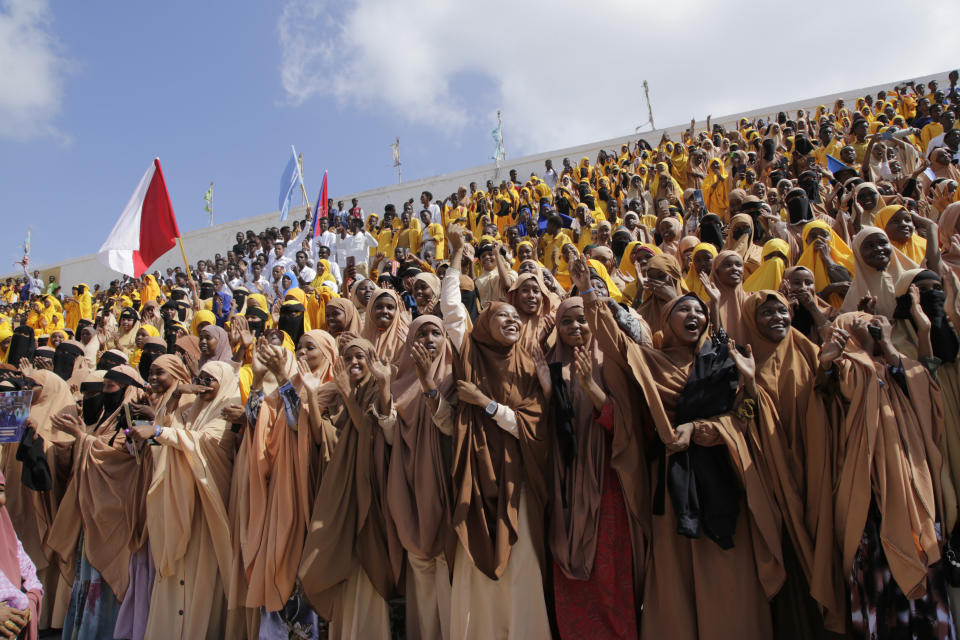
[
  {"x1": 298, "y1": 337, "x2": 402, "y2": 639},
  {"x1": 360, "y1": 288, "x2": 408, "y2": 363},
  {"x1": 710, "y1": 250, "x2": 749, "y2": 343},
  {"x1": 570, "y1": 255, "x2": 784, "y2": 640},
  {"x1": 724, "y1": 213, "x2": 764, "y2": 276},
  {"x1": 779, "y1": 266, "x2": 837, "y2": 344},
  {"x1": 114, "y1": 354, "x2": 193, "y2": 640},
  {"x1": 386, "y1": 315, "x2": 455, "y2": 640},
  {"x1": 228, "y1": 331, "x2": 336, "y2": 640},
  {"x1": 505, "y1": 270, "x2": 556, "y2": 353},
  {"x1": 322, "y1": 299, "x2": 362, "y2": 338},
  {"x1": 821, "y1": 311, "x2": 954, "y2": 638},
  {"x1": 635, "y1": 253, "x2": 685, "y2": 335},
  {"x1": 132, "y1": 360, "x2": 239, "y2": 639},
  {"x1": 45, "y1": 365, "x2": 148, "y2": 634},
  {"x1": 1, "y1": 369, "x2": 75, "y2": 631},
  {"x1": 441, "y1": 300, "x2": 551, "y2": 639},
  {"x1": 740, "y1": 291, "x2": 846, "y2": 637},
  {"x1": 546, "y1": 296, "x2": 639, "y2": 639}
]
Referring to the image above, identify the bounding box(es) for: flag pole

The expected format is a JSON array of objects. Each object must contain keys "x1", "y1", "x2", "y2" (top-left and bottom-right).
[
  {"x1": 297, "y1": 153, "x2": 312, "y2": 216},
  {"x1": 177, "y1": 237, "x2": 193, "y2": 280}
]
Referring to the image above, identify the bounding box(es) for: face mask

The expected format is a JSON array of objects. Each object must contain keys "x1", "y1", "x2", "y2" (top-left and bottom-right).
[
  {"x1": 733, "y1": 226, "x2": 751, "y2": 240},
  {"x1": 787, "y1": 194, "x2": 811, "y2": 224},
  {"x1": 100, "y1": 388, "x2": 125, "y2": 420},
  {"x1": 81, "y1": 394, "x2": 104, "y2": 426}
]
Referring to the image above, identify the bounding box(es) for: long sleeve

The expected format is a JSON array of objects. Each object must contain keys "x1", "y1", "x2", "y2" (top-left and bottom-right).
[
  {"x1": 284, "y1": 225, "x2": 311, "y2": 258},
  {"x1": 441, "y1": 268, "x2": 468, "y2": 350},
  {"x1": 368, "y1": 399, "x2": 397, "y2": 445}
]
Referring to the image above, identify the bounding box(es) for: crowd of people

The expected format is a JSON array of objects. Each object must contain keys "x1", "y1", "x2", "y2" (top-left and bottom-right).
[{"x1": 0, "y1": 73, "x2": 959, "y2": 640}]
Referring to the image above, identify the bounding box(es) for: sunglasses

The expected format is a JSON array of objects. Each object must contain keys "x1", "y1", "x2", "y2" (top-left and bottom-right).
[{"x1": 193, "y1": 376, "x2": 216, "y2": 387}]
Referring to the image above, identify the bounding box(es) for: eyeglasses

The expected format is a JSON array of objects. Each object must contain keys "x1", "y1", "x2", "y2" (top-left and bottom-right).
[{"x1": 193, "y1": 376, "x2": 215, "y2": 386}]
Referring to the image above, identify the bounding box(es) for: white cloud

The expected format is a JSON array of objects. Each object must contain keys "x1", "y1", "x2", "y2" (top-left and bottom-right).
[
  {"x1": 0, "y1": 0, "x2": 67, "y2": 141},
  {"x1": 278, "y1": 0, "x2": 960, "y2": 155}
]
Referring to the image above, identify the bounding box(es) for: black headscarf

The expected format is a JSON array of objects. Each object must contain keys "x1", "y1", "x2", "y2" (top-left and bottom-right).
[
  {"x1": 893, "y1": 271, "x2": 959, "y2": 363},
  {"x1": 699, "y1": 214, "x2": 724, "y2": 252},
  {"x1": 786, "y1": 188, "x2": 813, "y2": 224},
  {"x1": 277, "y1": 302, "x2": 306, "y2": 345},
  {"x1": 797, "y1": 171, "x2": 822, "y2": 204},
  {"x1": 7, "y1": 326, "x2": 35, "y2": 368},
  {"x1": 52, "y1": 341, "x2": 84, "y2": 380},
  {"x1": 137, "y1": 340, "x2": 167, "y2": 381},
  {"x1": 97, "y1": 350, "x2": 127, "y2": 371}
]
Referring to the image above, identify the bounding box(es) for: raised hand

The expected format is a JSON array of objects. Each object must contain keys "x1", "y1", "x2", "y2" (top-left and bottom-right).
[
  {"x1": 410, "y1": 342, "x2": 436, "y2": 379},
  {"x1": 856, "y1": 295, "x2": 877, "y2": 315},
  {"x1": 51, "y1": 412, "x2": 84, "y2": 438},
  {"x1": 296, "y1": 358, "x2": 323, "y2": 393},
  {"x1": 569, "y1": 255, "x2": 592, "y2": 293},
  {"x1": 367, "y1": 348, "x2": 392, "y2": 385},
  {"x1": 530, "y1": 345, "x2": 552, "y2": 397},
  {"x1": 332, "y1": 358, "x2": 353, "y2": 398},
  {"x1": 573, "y1": 346, "x2": 593, "y2": 385},
  {"x1": 819, "y1": 327, "x2": 850, "y2": 369},
  {"x1": 908, "y1": 284, "x2": 932, "y2": 333},
  {"x1": 259, "y1": 341, "x2": 287, "y2": 379},
  {"x1": 728, "y1": 339, "x2": 756, "y2": 390},
  {"x1": 699, "y1": 272, "x2": 720, "y2": 303}
]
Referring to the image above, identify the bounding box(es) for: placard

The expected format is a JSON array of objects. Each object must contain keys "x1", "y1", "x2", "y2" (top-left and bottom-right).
[{"x1": 0, "y1": 390, "x2": 33, "y2": 443}]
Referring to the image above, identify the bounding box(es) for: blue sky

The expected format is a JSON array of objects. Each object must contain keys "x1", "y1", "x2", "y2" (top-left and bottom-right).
[{"x1": 2, "y1": 0, "x2": 958, "y2": 268}]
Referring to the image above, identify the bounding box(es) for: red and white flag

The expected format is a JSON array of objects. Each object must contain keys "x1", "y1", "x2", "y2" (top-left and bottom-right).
[{"x1": 97, "y1": 158, "x2": 181, "y2": 277}]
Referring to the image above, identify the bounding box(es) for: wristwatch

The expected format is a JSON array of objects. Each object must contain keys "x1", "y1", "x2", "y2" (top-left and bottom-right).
[
  {"x1": 484, "y1": 400, "x2": 499, "y2": 417},
  {"x1": 423, "y1": 388, "x2": 438, "y2": 399}
]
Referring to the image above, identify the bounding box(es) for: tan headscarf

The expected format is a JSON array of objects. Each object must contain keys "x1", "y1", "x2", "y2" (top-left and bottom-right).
[
  {"x1": 298, "y1": 337, "x2": 403, "y2": 618},
  {"x1": 710, "y1": 250, "x2": 748, "y2": 343},
  {"x1": 147, "y1": 360, "x2": 238, "y2": 585},
  {"x1": 841, "y1": 226, "x2": 903, "y2": 317},
  {"x1": 831, "y1": 312, "x2": 944, "y2": 599},
  {"x1": 236, "y1": 330, "x2": 336, "y2": 612},
  {"x1": 741, "y1": 291, "x2": 846, "y2": 631},
  {"x1": 636, "y1": 254, "x2": 684, "y2": 335},
  {"x1": 505, "y1": 270, "x2": 556, "y2": 353},
  {"x1": 546, "y1": 297, "x2": 607, "y2": 580},
  {"x1": 449, "y1": 302, "x2": 549, "y2": 579},
  {"x1": 386, "y1": 316, "x2": 454, "y2": 559},
  {"x1": 322, "y1": 298, "x2": 362, "y2": 336},
  {"x1": 360, "y1": 288, "x2": 409, "y2": 363}
]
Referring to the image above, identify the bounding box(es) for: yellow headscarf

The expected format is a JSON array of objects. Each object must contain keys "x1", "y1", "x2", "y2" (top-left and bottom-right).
[
  {"x1": 586, "y1": 259, "x2": 626, "y2": 303},
  {"x1": 512, "y1": 240, "x2": 539, "y2": 270},
  {"x1": 309, "y1": 260, "x2": 337, "y2": 287},
  {"x1": 619, "y1": 241, "x2": 661, "y2": 280},
  {"x1": 742, "y1": 239, "x2": 790, "y2": 292},
  {"x1": 874, "y1": 205, "x2": 926, "y2": 266},
  {"x1": 795, "y1": 220, "x2": 855, "y2": 306},
  {"x1": 0, "y1": 322, "x2": 12, "y2": 363},
  {"x1": 683, "y1": 242, "x2": 719, "y2": 302},
  {"x1": 141, "y1": 274, "x2": 163, "y2": 305},
  {"x1": 191, "y1": 309, "x2": 217, "y2": 336}
]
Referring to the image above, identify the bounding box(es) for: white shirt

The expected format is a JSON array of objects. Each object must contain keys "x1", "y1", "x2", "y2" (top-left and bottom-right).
[
  {"x1": 245, "y1": 276, "x2": 271, "y2": 296},
  {"x1": 339, "y1": 231, "x2": 379, "y2": 267},
  {"x1": 427, "y1": 203, "x2": 442, "y2": 225},
  {"x1": 316, "y1": 230, "x2": 338, "y2": 251},
  {"x1": 543, "y1": 168, "x2": 559, "y2": 190}
]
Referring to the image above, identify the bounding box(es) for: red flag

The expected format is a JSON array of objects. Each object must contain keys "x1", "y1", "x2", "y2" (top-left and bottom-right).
[
  {"x1": 312, "y1": 170, "x2": 328, "y2": 237},
  {"x1": 97, "y1": 158, "x2": 181, "y2": 277}
]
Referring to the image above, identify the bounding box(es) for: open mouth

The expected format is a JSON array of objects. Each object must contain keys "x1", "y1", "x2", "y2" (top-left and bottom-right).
[
  {"x1": 684, "y1": 319, "x2": 700, "y2": 332},
  {"x1": 502, "y1": 324, "x2": 519, "y2": 336},
  {"x1": 348, "y1": 363, "x2": 363, "y2": 375}
]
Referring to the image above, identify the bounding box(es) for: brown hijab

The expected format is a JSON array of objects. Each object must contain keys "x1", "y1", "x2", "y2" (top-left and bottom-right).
[
  {"x1": 322, "y1": 298, "x2": 362, "y2": 336},
  {"x1": 741, "y1": 291, "x2": 845, "y2": 630},
  {"x1": 360, "y1": 288, "x2": 409, "y2": 363},
  {"x1": 386, "y1": 315, "x2": 455, "y2": 559},
  {"x1": 450, "y1": 301, "x2": 549, "y2": 579},
  {"x1": 237, "y1": 329, "x2": 337, "y2": 613},
  {"x1": 546, "y1": 297, "x2": 607, "y2": 580},
  {"x1": 505, "y1": 270, "x2": 556, "y2": 353},
  {"x1": 298, "y1": 338, "x2": 402, "y2": 617},
  {"x1": 830, "y1": 312, "x2": 944, "y2": 599},
  {"x1": 637, "y1": 254, "x2": 684, "y2": 335},
  {"x1": 710, "y1": 249, "x2": 748, "y2": 343}
]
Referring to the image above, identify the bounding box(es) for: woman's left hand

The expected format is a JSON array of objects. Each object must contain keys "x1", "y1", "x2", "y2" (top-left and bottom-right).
[
  {"x1": 456, "y1": 380, "x2": 490, "y2": 407},
  {"x1": 530, "y1": 345, "x2": 552, "y2": 397}
]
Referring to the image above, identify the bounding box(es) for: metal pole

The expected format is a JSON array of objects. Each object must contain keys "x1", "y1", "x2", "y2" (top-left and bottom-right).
[
  {"x1": 297, "y1": 153, "x2": 311, "y2": 216},
  {"x1": 643, "y1": 80, "x2": 655, "y2": 130}
]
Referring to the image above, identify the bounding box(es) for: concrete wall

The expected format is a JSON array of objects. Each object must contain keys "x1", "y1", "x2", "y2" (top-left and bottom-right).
[{"x1": 9, "y1": 69, "x2": 950, "y2": 290}]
